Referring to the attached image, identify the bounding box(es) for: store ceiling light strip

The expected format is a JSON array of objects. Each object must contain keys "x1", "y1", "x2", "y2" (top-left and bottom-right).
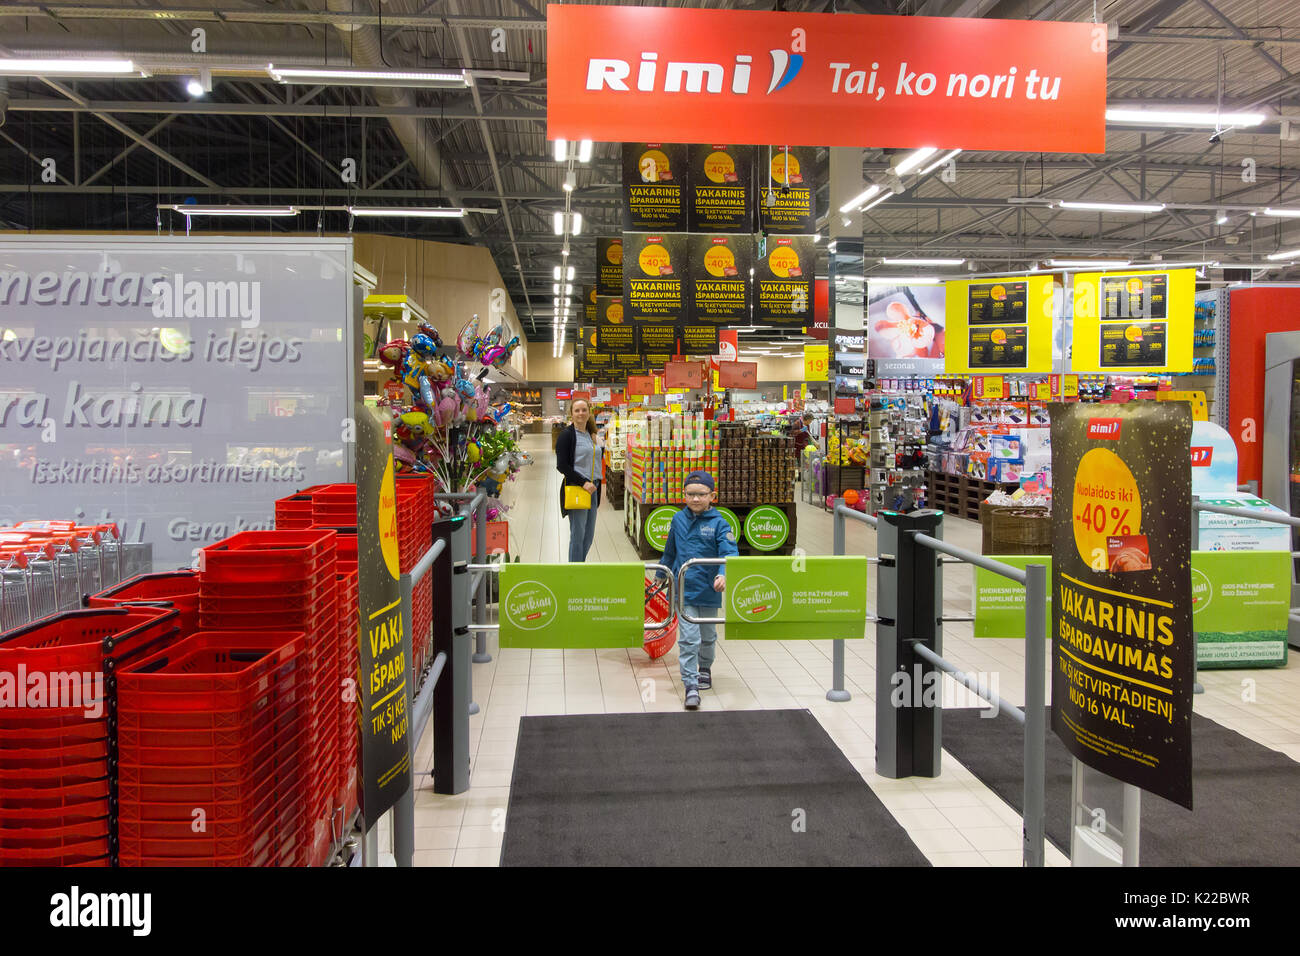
[
  {"x1": 1265, "y1": 248, "x2": 1300, "y2": 261},
  {"x1": 1046, "y1": 258, "x2": 1131, "y2": 268},
  {"x1": 1104, "y1": 108, "x2": 1266, "y2": 127},
  {"x1": 880, "y1": 257, "x2": 966, "y2": 266},
  {"x1": 866, "y1": 275, "x2": 940, "y2": 284},
  {"x1": 267, "y1": 64, "x2": 470, "y2": 87},
  {"x1": 0, "y1": 57, "x2": 146, "y2": 77},
  {"x1": 168, "y1": 204, "x2": 299, "y2": 217},
  {"x1": 894, "y1": 147, "x2": 939, "y2": 177},
  {"x1": 919, "y1": 148, "x2": 962, "y2": 175},
  {"x1": 1055, "y1": 200, "x2": 1166, "y2": 214},
  {"x1": 838, "y1": 185, "x2": 880, "y2": 214},
  {"x1": 1261, "y1": 208, "x2": 1300, "y2": 218}
]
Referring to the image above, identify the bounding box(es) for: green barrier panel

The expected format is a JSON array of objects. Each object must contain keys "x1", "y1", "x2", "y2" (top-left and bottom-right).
[
  {"x1": 1191, "y1": 551, "x2": 1290, "y2": 668},
  {"x1": 974, "y1": 551, "x2": 1290, "y2": 667},
  {"x1": 500, "y1": 562, "x2": 645, "y2": 649},
  {"x1": 724, "y1": 555, "x2": 868, "y2": 640},
  {"x1": 973, "y1": 555, "x2": 1053, "y2": 639}
]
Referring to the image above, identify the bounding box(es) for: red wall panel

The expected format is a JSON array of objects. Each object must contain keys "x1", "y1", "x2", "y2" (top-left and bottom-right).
[{"x1": 1227, "y1": 287, "x2": 1300, "y2": 485}]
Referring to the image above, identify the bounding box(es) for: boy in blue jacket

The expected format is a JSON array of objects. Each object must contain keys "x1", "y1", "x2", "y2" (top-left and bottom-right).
[{"x1": 662, "y1": 471, "x2": 739, "y2": 710}]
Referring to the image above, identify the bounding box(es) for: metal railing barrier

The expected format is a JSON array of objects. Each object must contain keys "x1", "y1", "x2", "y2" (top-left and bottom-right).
[
  {"x1": 874, "y1": 509, "x2": 1047, "y2": 868},
  {"x1": 830, "y1": 503, "x2": 880, "y2": 701}
]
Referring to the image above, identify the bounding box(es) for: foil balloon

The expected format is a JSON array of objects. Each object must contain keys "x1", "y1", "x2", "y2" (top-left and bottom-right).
[
  {"x1": 475, "y1": 323, "x2": 504, "y2": 360},
  {"x1": 456, "y1": 314, "x2": 481, "y2": 361},
  {"x1": 452, "y1": 364, "x2": 477, "y2": 400},
  {"x1": 491, "y1": 403, "x2": 512, "y2": 424},
  {"x1": 416, "y1": 321, "x2": 444, "y2": 351}
]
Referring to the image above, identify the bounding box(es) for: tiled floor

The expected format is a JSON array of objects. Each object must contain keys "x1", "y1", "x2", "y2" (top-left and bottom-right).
[{"x1": 399, "y1": 432, "x2": 1300, "y2": 867}]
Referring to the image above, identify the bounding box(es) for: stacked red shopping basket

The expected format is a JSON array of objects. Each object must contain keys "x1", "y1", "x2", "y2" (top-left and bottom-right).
[
  {"x1": 395, "y1": 476, "x2": 435, "y2": 675},
  {"x1": 87, "y1": 570, "x2": 201, "y2": 636},
  {"x1": 116, "y1": 631, "x2": 309, "y2": 866},
  {"x1": 194, "y1": 530, "x2": 340, "y2": 866},
  {"x1": 0, "y1": 606, "x2": 180, "y2": 867}
]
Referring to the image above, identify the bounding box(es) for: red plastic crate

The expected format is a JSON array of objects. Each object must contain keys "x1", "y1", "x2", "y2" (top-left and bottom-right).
[
  {"x1": 119, "y1": 786, "x2": 299, "y2": 843},
  {"x1": 0, "y1": 759, "x2": 109, "y2": 788},
  {"x1": 86, "y1": 571, "x2": 200, "y2": 634},
  {"x1": 0, "y1": 818, "x2": 108, "y2": 848},
  {"x1": 118, "y1": 630, "x2": 307, "y2": 697},
  {"x1": 0, "y1": 839, "x2": 109, "y2": 866},
  {"x1": 197, "y1": 577, "x2": 334, "y2": 601},
  {"x1": 0, "y1": 739, "x2": 110, "y2": 769},
  {"x1": 118, "y1": 727, "x2": 307, "y2": 789},
  {"x1": 0, "y1": 800, "x2": 110, "y2": 828},
  {"x1": 0, "y1": 720, "x2": 108, "y2": 744},
  {"x1": 0, "y1": 606, "x2": 180, "y2": 672},
  {"x1": 200, "y1": 530, "x2": 338, "y2": 583}
]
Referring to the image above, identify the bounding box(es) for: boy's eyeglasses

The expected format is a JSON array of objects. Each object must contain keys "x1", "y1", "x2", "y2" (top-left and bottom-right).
[{"x1": 684, "y1": 491, "x2": 711, "y2": 499}]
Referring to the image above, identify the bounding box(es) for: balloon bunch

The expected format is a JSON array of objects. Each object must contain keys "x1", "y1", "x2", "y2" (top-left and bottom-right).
[{"x1": 380, "y1": 315, "x2": 532, "y2": 494}]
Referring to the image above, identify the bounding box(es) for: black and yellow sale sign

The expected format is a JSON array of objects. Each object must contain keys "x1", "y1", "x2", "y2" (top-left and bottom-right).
[
  {"x1": 354, "y1": 404, "x2": 412, "y2": 826},
  {"x1": 688, "y1": 144, "x2": 753, "y2": 233},
  {"x1": 755, "y1": 235, "x2": 814, "y2": 324},
  {"x1": 679, "y1": 323, "x2": 720, "y2": 355},
  {"x1": 1050, "y1": 402, "x2": 1194, "y2": 810},
  {"x1": 622, "y1": 143, "x2": 687, "y2": 231},
  {"x1": 596, "y1": 237, "x2": 623, "y2": 297},
  {"x1": 583, "y1": 284, "x2": 597, "y2": 325},
  {"x1": 943, "y1": 274, "x2": 1055, "y2": 373},
  {"x1": 1071, "y1": 269, "x2": 1194, "y2": 373},
  {"x1": 758, "y1": 145, "x2": 817, "y2": 234},
  {"x1": 624, "y1": 232, "x2": 687, "y2": 324},
  {"x1": 688, "y1": 233, "x2": 752, "y2": 324}
]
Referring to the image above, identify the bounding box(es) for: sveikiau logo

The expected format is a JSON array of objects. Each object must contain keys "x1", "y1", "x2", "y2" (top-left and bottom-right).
[
  {"x1": 731, "y1": 574, "x2": 782, "y2": 623},
  {"x1": 645, "y1": 506, "x2": 676, "y2": 551},
  {"x1": 504, "y1": 581, "x2": 557, "y2": 631},
  {"x1": 744, "y1": 506, "x2": 789, "y2": 550}
]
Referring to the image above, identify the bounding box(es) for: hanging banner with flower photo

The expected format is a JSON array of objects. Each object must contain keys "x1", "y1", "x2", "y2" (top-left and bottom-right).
[{"x1": 866, "y1": 280, "x2": 945, "y2": 375}]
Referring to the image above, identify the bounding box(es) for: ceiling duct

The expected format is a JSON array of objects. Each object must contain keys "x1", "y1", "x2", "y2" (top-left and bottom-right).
[{"x1": 321, "y1": 0, "x2": 478, "y2": 237}]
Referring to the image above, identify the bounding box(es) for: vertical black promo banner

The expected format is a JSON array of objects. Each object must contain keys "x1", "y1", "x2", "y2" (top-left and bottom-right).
[
  {"x1": 1050, "y1": 401, "x2": 1194, "y2": 810},
  {"x1": 622, "y1": 143, "x2": 687, "y2": 231},
  {"x1": 354, "y1": 404, "x2": 412, "y2": 827},
  {"x1": 583, "y1": 284, "x2": 597, "y2": 325},
  {"x1": 596, "y1": 237, "x2": 623, "y2": 297},
  {"x1": 625, "y1": 231, "x2": 687, "y2": 325},
  {"x1": 688, "y1": 233, "x2": 752, "y2": 325},
  {"x1": 755, "y1": 235, "x2": 814, "y2": 324},
  {"x1": 759, "y1": 145, "x2": 818, "y2": 234},
  {"x1": 688, "y1": 144, "x2": 754, "y2": 233},
  {"x1": 679, "y1": 323, "x2": 720, "y2": 355},
  {"x1": 596, "y1": 294, "x2": 637, "y2": 352}
]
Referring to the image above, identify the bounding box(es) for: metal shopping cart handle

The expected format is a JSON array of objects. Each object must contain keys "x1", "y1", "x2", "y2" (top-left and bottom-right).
[{"x1": 675, "y1": 558, "x2": 727, "y2": 625}]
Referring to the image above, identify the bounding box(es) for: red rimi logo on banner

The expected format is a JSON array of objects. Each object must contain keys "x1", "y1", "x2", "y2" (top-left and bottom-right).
[{"x1": 1086, "y1": 417, "x2": 1122, "y2": 440}]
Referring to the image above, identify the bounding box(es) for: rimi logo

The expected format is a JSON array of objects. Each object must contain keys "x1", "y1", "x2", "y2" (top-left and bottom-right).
[
  {"x1": 587, "y1": 43, "x2": 803, "y2": 96},
  {"x1": 1086, "y1": 418, "x2": 1122, "y2": 440}
]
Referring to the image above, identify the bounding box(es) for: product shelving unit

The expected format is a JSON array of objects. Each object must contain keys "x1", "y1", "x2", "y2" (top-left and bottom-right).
[{"x1": 926, "y1": 470, "x2": 1020, "y2": 521}]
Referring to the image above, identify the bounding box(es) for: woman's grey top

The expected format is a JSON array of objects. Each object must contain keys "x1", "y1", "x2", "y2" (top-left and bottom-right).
[{"x1": 574, "y1": 428, "x2": 596, "y2": 481}]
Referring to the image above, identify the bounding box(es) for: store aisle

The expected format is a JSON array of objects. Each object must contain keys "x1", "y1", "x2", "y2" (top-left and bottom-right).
[{"x1": 408, "y1": 433, "x2": 1300, "y2": 868}]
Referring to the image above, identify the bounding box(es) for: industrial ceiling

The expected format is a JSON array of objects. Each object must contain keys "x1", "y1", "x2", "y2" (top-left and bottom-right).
[{"x1": 3, "y1": 0, "x2": 1300, "y2": 347}]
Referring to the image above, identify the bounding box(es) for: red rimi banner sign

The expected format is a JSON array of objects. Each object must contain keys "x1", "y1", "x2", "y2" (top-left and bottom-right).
[{"x1": 548, "y1": 6, "x2": 1107, "y2": 153}]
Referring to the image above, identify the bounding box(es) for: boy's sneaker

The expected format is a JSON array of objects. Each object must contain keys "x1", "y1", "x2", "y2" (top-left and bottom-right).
[
  {"x1": 698, "y1": 669, "x2": 712, "y2": 690},
  {"x1": 684, "y1": 687, "x2": 701, "y2": 710}
]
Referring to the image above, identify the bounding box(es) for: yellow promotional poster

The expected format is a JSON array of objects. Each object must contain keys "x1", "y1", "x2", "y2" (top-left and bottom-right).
[
  {"x1": 1071, "y1": 269, "x2": 1194, "y2": 373},
  {"x1": 943, "y1": 274, "x2": 1056, "y2": 374},
  {"x1": 1032, "y1": 381, "x2": 1052, "y2": 401},
  {"x1": 803, "y1": 344, "x2": 829, "y2": 381},
  {"x1": 782, "y1": 385, "x2": 788, "y2": 401},
  {"x1": 972, "y1": 375, "x2": 1005, "y2": 400}
]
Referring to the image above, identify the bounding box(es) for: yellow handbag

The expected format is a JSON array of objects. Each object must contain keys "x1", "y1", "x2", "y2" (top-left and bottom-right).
[{"x1": 564, "y1": 485, "x2": 592, "y2": 510}]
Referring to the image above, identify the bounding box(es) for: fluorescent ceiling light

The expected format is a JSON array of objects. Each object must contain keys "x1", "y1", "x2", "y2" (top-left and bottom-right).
[
  {"x1": 564, "y1": 284, "x2": 573, "y2": 295},
  {"x1": 554, "y1": 139, "x2": 568, "y2": 163},
  {"x1": 919, "y1": 148, "x2": 962, "y2": 175},
  {"x1": 553, "y1": 212, "x2": 564, "y2": 235},
  {"x1": 168, "y1": 204, "x2": 298, "y2": 217},
  {"x1": 1218, "y1": 262, "x2": 1279, "y2": 269},
  {"x1": 566, "y1": 266, "x2": 575, "y2": 281},
  {"x1": 1105, "y1": 108, "x2": 1266, "y2": 128},
  {"x1": 1056, "y1": 201, "x2": 1166, "y2": 214},
  {"x1": 553, "y1": 283, "x2": 560, "y2": 295},
  {"x1": 577, "y1": 140, "x2": 593, "y2": 163},
  {"x1": 1262, "y1": 208, "x2": 1300, "y2": 218},
  {"x1": 1046, "y1": 258, "x2": 1131, "y2": 268},
  {"x1": 1216, "y1": 210, "x2": 1229, "y2": 225},
  {"x1": 0, "y1": 58, "x2": 145, "y2": 77},
  {"x1": 880, "y1": 257, "x2": 966, "y2": 266},
  {"x1": 348, "y1": 206, "x2": 469, "y2": 218},
  {"x1": 185, "y1": 78, "x2": 205, "y2": 98},
  {"x1": 563, "y1": 171, "x2": 576, "y2": 192},
  {"x1": 867, "y1": 276, "x2": 940, "y2": 284},
  {"x1": 861, "y1": 191, "x2": 891, "y2": 213},
  {"x1": 553, "y1": 266, "x2": 562, "y2": 281},
  {"x1": 894, "y1": 147, "x2": 939, "y2": 177},
  {"x1": 1265, "y1": 249, "x2": 1300, "y2": 261},
  {"x1": 571, "y1": 212, "x2": 583, "y2": 235},
  {"x1": 267, "y1": 64, "x2": 470, "y2": 88},
  {"x1": 838, "y1": 185, "x2": 879, "y2": 214}
]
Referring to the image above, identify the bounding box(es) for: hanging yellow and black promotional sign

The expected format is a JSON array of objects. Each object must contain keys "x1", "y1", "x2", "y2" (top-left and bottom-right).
[
  {"x1": 1050, "y1": 401, "x2": 1195, "y2": 811},
  {"x1": 596, "y1": 237, "x2": 623, "y2": 297},
  {"x1": 755, "y1": 235, "x2": 814, "y2": 324},
  {"x1": 596, "y1": 295, "x2": 637, "y2": 352},
  {"x1": 1071, "y1": 269, "x2": 1194, "y2": 374},
  {"x1": 583, "y1": 284, "x2": 597, "y2": 325},
  {"x1": 943, "y1": 274, "x2": 1056, "y2": 374},
  {"x1": 679, "y1": 324, "x2": 720, "y2": 356},
  {"x1": 688, "y1": 233, "x2": 752, "y2": 325},
  {"x1": 614, "y1": 352, "x2": 645, "y2": 370},
  {"x1": 688, "y1": 144, "x2": 754, "y2": 233},
  {"x1": 638, "y1": 324, "x2": 679, "y2": 355},
  {"x1": 625, "y1": 232, "x2": 686, "y2": 325},
  {"x1": 623, "y1": 143, "x2": 687, "y2": 231},
  {"x1": 354, "y1": 404, "x2": 412, "y2": 826},
  {"x1": 758, "y1": 146, "x2": 817, "y2": 235}
]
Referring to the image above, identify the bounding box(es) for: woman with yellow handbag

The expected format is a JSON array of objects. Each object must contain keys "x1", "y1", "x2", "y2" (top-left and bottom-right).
[{"x1": 555, "y1": 398, "x2": 602, "y2": 562}]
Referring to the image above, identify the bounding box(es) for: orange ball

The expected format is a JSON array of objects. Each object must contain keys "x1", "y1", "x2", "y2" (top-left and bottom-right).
[{"x1": 843, "y1": 489, "x2": 860, "y2": 506}]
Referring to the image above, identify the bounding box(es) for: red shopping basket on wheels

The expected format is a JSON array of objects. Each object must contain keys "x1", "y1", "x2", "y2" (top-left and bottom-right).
[{"x1": 643, "y1": 575, "x2": 677, "y2": 660}]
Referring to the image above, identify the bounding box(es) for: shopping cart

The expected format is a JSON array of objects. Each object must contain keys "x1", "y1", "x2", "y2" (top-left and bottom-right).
[{"x1": 643, "y1": 575, "x2": 677, "y2": 660}]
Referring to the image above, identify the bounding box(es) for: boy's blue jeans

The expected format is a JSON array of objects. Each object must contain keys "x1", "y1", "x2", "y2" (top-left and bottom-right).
[{"x1": 678, "y1": 605, "x2": 718, "y2": 689}]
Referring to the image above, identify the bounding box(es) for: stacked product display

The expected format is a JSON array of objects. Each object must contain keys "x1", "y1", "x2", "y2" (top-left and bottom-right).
[
  {"x1": 625, "y1": 413, "x2": 718, "y2": 504},
  {"x1": 866, "y1": 392, "x2": 929, "y2": 513},
  {"x1": 715, "y1": 424, "x2": 798, "y2": 505}
]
